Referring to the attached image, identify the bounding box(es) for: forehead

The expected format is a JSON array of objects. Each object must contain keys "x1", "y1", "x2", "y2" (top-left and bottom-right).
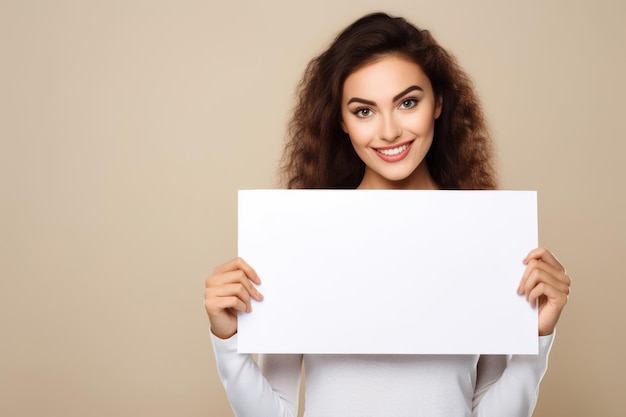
[{"x1": 342, "y1": 55, "x2": 432, "y2": 100}]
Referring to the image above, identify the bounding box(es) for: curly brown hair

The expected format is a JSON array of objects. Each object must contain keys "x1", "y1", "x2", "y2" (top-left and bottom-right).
[{"x1": 280, "y1": 12, "x2": 497, "y2": 190}]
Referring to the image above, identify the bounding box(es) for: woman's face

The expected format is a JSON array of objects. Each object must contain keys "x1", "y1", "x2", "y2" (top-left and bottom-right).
[{"x1": 341, "y1": 55, "x2": 441, "y2": 189}]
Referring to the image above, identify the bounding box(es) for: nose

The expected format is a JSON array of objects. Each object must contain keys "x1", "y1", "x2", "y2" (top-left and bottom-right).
[{"x1": 379, "y1": 113, "x2": 402, "y2": 142}]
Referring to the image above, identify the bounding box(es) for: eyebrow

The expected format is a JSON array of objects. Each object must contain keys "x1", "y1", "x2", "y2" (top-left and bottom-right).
[{"x1": 347, "y1": 85, "x2": 424, "y2": 106}]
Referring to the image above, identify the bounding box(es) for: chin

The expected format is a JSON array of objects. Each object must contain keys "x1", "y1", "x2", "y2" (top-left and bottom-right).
[{"x1": 384, "y1": 165, "x2": 422, "y2": 182}]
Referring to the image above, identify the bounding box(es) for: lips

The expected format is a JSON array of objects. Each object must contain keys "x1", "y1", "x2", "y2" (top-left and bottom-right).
[{"x1": 374, "y1": 141, "x2": 413, "y2": 162}]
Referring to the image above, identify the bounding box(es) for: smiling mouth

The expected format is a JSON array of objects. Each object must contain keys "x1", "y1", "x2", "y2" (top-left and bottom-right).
[
  {"x1": 376, "y1": 143, "x2": 410, "y2": 156},
  {"x1": 374, "y1": 141, "x2": 414, "y2": 162}
]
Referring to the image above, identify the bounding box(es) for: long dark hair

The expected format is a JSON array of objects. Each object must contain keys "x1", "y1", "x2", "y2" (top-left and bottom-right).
[{"x1": 281, "y1": 12, "x2": 497, "y2": 190}]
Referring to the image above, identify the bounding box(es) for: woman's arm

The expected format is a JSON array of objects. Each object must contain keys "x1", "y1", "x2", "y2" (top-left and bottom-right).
[
  {"x1": 472, "y1": 247, "x2": 569, "y2": 416},
  {"x1": 472, "y1": 334, "x2": 554, "y2": 417},
  {"x1": 211, "y1": 334, "x2": 302, "y2": 417},
  {"x1": 206, "y1": 258, "x2": 302, "y2": 417}
]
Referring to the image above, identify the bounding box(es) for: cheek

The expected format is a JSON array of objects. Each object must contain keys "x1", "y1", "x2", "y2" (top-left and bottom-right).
[
  {"x1": 405, "y1": 111, "x2": 436, "y2": 134},
  {"x1": 347, "y1": 128, "x2": 371, "y2": 149},
  {"x1": 344, "y1": 120, "x2": 375, "y2": 147}
]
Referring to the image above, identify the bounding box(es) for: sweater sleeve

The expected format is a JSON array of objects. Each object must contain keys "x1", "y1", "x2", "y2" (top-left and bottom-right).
[
  {"x1": 211, "y1": 332, "x2": 302, "y2": 417},
  {"x1": 472, "y1": 333, "x2": 555, "y2": 417}
]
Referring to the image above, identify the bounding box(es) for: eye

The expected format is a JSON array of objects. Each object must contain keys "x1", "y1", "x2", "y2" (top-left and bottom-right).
[
  {"x1": 354, "y1": 108, "x2": 373, "y2": 118},
  {"x1": 400, "y1": 99, "x2": 418, "y2": 109}
]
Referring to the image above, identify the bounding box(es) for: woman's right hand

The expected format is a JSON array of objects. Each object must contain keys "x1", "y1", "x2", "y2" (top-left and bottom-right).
[{"x1": 204, "y1": 257, "x2": 264, "y2": 339}]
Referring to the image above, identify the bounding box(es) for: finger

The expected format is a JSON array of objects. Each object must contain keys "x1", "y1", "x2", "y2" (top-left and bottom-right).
[
  {"x1": 518, "y1": 259, "x2": 570, "y2": 294},
  {"x1": 206, "y1": 269, "x2": 264, "y2": 301},
  {"x1": 205, "y1": 294, "x2": 249, "y2": 315},
  {"x1": 206, "y1": 283, "x2": 254, "y2": 313},
  {"x1": 520, "y1": 266, "x2": 571, "y2": 298},
  {"x1": 212, "y1": 257, "x2": 261, "y2": 285},
  {"x1": 527, "y1": 281, "x2": 569, "y2": 309},
  {"x1": 523, "y1": 246, "x2": 565, "y2": 272}
]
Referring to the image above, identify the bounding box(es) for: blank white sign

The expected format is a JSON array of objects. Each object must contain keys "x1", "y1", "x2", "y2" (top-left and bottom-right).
[{"x1": 238, "y1": 190, "x2": 538, "y2": 354}]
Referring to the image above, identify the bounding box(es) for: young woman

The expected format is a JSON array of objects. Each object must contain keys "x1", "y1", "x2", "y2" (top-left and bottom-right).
[{"x1": 205, "y1": 12, "x2": 570, "y2": 417}]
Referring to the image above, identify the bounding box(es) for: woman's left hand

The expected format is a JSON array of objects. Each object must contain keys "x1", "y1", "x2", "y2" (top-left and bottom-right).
[{"x1": 517, "y1": 246, "x2": 571, "y2": 336}]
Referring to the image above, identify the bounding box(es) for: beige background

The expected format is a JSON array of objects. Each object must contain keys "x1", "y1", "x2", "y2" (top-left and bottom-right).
[{"x1": 1, "y1": 0, "x2": 624, "y2": 416}]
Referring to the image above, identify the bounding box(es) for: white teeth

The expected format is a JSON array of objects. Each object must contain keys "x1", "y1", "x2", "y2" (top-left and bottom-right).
[{"x1": 378, "y1": 144, "x2": 409, "y2": 156}]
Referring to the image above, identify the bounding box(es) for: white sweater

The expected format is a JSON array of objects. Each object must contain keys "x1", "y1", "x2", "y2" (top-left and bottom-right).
[{"x1": 211, "y1": 332, "x2": 554, "y2": 417}]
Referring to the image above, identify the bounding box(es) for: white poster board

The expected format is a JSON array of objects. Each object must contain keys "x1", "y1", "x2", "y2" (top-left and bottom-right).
[{"x1": 238, "y1": 190, "x2": 538, "y2": 354}]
